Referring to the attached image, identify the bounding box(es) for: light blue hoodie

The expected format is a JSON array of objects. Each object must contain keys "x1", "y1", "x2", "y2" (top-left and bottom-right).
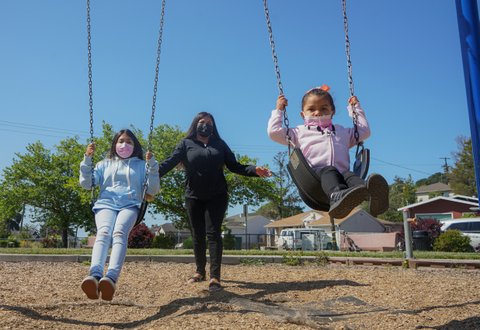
[{"x1": 79, "y1": 155, "x2": 160, "y2": 211}]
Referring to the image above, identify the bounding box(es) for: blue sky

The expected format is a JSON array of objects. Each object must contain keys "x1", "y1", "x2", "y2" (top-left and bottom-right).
[{"x1": 0, "y1": 1, "x2": 477, "y2": 225}]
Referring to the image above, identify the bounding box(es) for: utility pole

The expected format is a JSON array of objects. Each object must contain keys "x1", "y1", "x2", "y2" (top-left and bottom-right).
[
  {"x1": 440, "y1": 157, "x2": 450, "y2": 183},
  {"x1": 440, "y1": 157, "x2": 450, "y2": 173}
]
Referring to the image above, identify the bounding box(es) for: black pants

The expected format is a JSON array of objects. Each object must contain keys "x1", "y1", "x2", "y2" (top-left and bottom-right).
[
  {"x1": 315, "y1": 165, "x2": 365, "y2": 198},
  {"x1": 185, "y1": 193, "x2": 228, "y2": 281}
]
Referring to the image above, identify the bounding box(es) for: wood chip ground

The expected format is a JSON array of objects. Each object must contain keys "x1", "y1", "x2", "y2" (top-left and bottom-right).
[{"x1": 1, "y1": 261, "x2": 479, "y2": 329}]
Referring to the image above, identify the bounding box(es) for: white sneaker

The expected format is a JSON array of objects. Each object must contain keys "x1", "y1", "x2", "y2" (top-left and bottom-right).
[
  {"x1": 81, "y1": 276, "x2": 99, "y2": 300},
  {"x1": 98, "y1": 277, "x2": 116, "y2": 301}
]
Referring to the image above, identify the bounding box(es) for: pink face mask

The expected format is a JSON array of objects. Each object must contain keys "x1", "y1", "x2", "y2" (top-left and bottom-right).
[
  {"x1": 304, "y1": 115, "x2": 332, "y2": 129},
  {"x1": 116, "y1": 142, "x2": 134, "y2": 159}
]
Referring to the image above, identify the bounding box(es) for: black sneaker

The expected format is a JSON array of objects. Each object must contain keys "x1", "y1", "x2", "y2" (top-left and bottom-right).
[
  {"x1": 366, "y1": 173, "x2": 389, "y2": 217},
  {"x1": 329, "y1": 185, "x2": 369, "y2": 219}
]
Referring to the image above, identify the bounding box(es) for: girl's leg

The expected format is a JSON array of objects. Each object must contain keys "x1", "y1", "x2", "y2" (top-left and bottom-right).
[
  {"x1": 204, "y1": 193, "x2": 229, "y2": 281},
  {"x1": 185, "y1": 198, "x2": 207, "y2": 278},
  {"x1": 343, "y1": 171, "x2": 366, "y2": 189},
  {"x1": 316, "y1": 166, "x2": 347, "y2": 196},
  {"x1": 105, "y1": 207, "x2": 138, "y2": 282},
  {"x1": 89, "y1": 209, "x2": 116, "y2": 279},
  {"x1": 317, "y1": 167, "x2": 368, "y2": 219}
]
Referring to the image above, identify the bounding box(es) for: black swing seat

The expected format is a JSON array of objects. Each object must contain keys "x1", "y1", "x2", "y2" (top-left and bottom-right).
[
  {"x1": 353, "y1": 142, "x2": 370, "y2": 180},
  {"x1": 287, "y1": 146, "x2": 370, "y2": 213},
  {"x1": 134, "y1": 200, "x2": 149, "y2": 227}
]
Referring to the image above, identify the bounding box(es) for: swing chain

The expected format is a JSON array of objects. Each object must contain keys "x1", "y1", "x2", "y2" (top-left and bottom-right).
[
  {"x1": 342, "y1": 0, "x2": 354, "y2": 97},
  {"x1": 87, "y1": 0, "x2": 94, "y2": 144},
  {"x1": 148, "y1": 0, "x2": 166, "y2": 152},
  {"x1": 86, "y1": 0, "x2": 95, "y2": 200},
  {"x1": 142, "y1": 0, "x2": 166, "y2": 199},
  {"x1": 263, "y1": 0, "x2": 291, "y2": 148},
  {"x1": 342, "y1": 0, "x2": 360, "y2": 143}
]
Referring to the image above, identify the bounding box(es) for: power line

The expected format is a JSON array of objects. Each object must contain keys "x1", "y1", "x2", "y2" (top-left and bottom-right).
[
  {"x1": 0, "y1": 120, "x2": 90, "y2": 138},
  {"x1": 370, "y1": 156, "x2": 436, "y2": 176},
  {"x1": 0, "y1": 120, "x2": 88, "y2": 135}
]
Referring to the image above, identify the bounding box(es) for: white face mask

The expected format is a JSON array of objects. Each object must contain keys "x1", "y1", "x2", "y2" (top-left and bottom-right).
[{"x1": 304, "y1": 115, "x2": 332, "y2": 128}]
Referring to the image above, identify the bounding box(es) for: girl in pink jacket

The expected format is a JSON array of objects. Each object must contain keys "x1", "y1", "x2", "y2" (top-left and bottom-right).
[{"x1": 268, "y1": 85, "x2": 388, "y2": 218}]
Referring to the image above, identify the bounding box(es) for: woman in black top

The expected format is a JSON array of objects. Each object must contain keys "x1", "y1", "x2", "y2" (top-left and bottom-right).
[{"x1": 159, "y1": 112, "x2": 271, "y2": 291}]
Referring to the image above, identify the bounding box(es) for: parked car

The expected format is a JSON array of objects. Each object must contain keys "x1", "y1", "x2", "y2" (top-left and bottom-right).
[
  {"x1": 278, "y1": 228, "x2": 333, "y2": 251},
  {"x1": 441, "y1": 218, "x2": 480, "y2": 251}
]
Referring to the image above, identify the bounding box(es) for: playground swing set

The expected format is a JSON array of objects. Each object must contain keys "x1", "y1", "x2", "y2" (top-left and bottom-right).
[
  {"x1": 85, "y1": 0, "x2": 166, "y2": 227},
  {"x1": 85, "y1": 0, "x2": 373, "y2": 249}
]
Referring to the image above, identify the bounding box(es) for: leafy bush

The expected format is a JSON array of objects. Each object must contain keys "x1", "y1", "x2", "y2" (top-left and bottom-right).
[
  {"x1": 433, "y1": 230, "x2": 474, "y2": 252},
  {"x1": 410, "y1": 218, "x2": 442, "y2": 241},
  {"x1": 128, "y1": 223, "x2": 154, "y2": 248},
  {"x1": 80, "y1": 237, "x2": 89, "y2": 246},
  {"x1": 42, "y1": 235, "x2": 61, "y2": 248},
  {"x1": 182, "y1": 236, "x2": 193, "y2": 249},
  {"x1": 223, "y1": 230, "x2": 236, "y2": 250},
  {"x1": 239, "y1": 257, "x2": 265, "y2": 265},
  {"x1": 282, "y1": 252, "x2": 303, "y2": 266},
  {"x1": 152, "y1": 234, "x2": 175, "y2": 249},
  {"x1": 0, "y1": 239, "x2": 20, "y2": 248}
]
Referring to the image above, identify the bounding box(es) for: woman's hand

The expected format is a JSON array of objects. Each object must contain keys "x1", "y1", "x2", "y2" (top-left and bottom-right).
[
  {"x1": 276, "y1": 94, "x2": 288, "y2": 111},
  {"x1": 85, "y1": 143, "x2": 95, "y2": 157},
  {"x1": 255, "y1": 166, "x2": 272, "y2": 178},
  {"x1": 146, "y1": 151, "x2": 153, "y2": 161},
  {"x1": 348, "y1": 95, "x2": 359, "y2": 105}
]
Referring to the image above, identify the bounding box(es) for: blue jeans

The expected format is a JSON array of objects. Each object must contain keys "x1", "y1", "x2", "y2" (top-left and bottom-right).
[{"x1": 89, "y1": 207, "x2": 137, "y2": 282}]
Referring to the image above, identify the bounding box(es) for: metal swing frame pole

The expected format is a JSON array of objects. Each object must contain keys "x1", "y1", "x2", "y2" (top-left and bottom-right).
[{"x1": 455, "y1": 0, "x2": 480, "y2": 207}]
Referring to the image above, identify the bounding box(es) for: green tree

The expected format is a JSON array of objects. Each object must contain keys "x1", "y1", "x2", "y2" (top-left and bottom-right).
[
  {"x1": 0, "y1": 138, "x2": 92, "y2": 247},
  {"x1": 255, "y1": 152, "x2": 303, "y2": 220},
  {"x1": 415, "y1": 172, "x2": 446, "y2": 187},
  {"x1": 147, "y1": 124, "x2": 188, "y2": 228},
  {"x1": 448, "y1": 136, "x2": 477, "y2": 197},
  {"x1": 381, "y1": 175, "x2": 416, "y2": 222}
]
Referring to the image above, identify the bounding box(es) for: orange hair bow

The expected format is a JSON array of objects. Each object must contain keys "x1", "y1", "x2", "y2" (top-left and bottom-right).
[{"x1": 305, "y1": 84, "x2": 331, "y2": 94}]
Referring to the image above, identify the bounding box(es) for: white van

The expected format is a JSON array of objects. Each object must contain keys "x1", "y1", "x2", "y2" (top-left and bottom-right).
[
  {"x1": 278, "y1": 228, "x2": 333, "y2": 251},
  {"x1": 441, "y1": 218, "x2": 480, "y2": 250}
]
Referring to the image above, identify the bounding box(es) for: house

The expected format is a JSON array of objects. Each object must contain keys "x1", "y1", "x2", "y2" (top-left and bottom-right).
[
  {"x1": 265, "y1": 209, "x2": 402, "y2": 251},
  {"x1": 264, "y1": 211, "x2": 322, "y2": 242},
  {"x1": 398, "y1": 194, "x2": 479, "y2": 221},
  {"x1": 152, "y1": 223, "x2": 191, "y2": 245},
  {"x1": 415, "y1": 182, "x2": 453, "y2": 202},
  {"x1": 223, "y1": 213, "x2": 272, "y2": 249},
  {"x1": 307, "y1": 209, "x2": 402, "y2": 251}
]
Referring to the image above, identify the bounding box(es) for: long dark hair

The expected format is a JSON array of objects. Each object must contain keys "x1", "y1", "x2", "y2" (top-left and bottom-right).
[
  {"x1": 301, "y1": 88, "x2": 336, "y2": 113},
  {"x1": 108, "y1": 129, "x2": 144, "y2": 160},
  {"x1": 185, "y1": 112, "x2": 221, "y2": 140}
]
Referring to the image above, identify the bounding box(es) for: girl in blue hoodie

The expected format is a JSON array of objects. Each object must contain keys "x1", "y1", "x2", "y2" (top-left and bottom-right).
[{"x1": 79, "y1": 129, "x2": 160, "y2": 301}]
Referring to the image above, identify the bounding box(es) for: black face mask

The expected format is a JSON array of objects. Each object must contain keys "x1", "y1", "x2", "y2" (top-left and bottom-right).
[{"x1": 197, "y1": 123, "x2": 213, "y2": 137}]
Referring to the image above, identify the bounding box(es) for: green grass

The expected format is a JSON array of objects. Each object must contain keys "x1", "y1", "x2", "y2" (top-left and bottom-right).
[{"x1": 0, "y1": 248, "x2": 479, "y2": 260}]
